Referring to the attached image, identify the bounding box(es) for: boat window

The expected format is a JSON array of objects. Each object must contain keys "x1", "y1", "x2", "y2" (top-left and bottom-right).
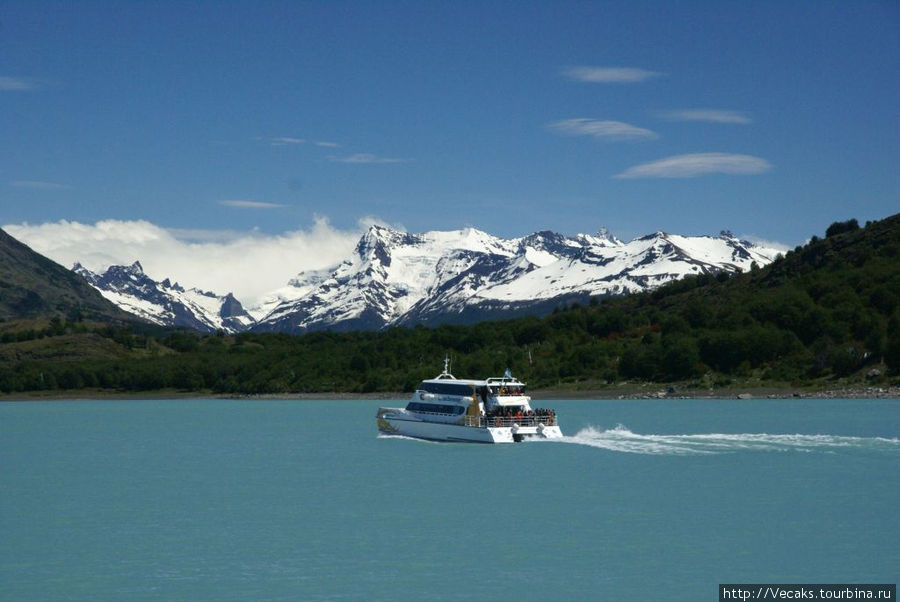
[
  {"x1": 405, "y1": 402, "x2": 466, "y2": 415},
  {"x1": 418, "y1": 382, "x2": 476, "y2": 396}
]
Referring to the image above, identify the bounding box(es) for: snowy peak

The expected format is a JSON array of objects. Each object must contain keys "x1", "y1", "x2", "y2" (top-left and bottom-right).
[
  {"x1": 520, "y1": 230, "x2": 576, "y2": 252},
  {"x1": 355, "y1": 225, "x2": 406, "y2": 265},
  {"x1": 73, "y1": 263, "x2": 255, "y2": 332},
  {"x1": 594, "y1": 227, "x2": 623, "y2": 246}
]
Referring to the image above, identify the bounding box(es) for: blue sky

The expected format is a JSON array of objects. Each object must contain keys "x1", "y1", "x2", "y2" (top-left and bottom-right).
[{"x1": 2, "y1": 1, "x2": 898, "y2": 253}]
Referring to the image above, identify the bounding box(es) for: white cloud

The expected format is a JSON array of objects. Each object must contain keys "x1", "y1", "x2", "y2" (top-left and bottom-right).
[
  {"x1": 563, "y1": 66, "x2": 661, "y2": 83},
  {"x1": 614, "y1": 153, "x2": 772, "y2": 179},
  {"x1": 659, "y1": 109, "x2": 752, "y2": 124},
  {"x1": 548, "y1": 118, "x2": 658, "y2": 141},
  {"x1": 315, "y1": 141, "x2": 340, "y2": 148},
  {"x1": 739, "y1": 234, "x2": 791, "y2": 253},
  {"x1": 0, "y1": 76, "x2": 36, "y2": 91},
  {"x1": 165, "y1": 227, "x2": 257, "y2": 243},
  {"x1": 328, "y1": 153, "x2": 408, "y2": 164},
  {"x1": 10, "y1": 180, "x2": 70, "y2": 190},
  {"x1": 3, "y1": 218, "x2": 365, "y2": 308},
  {"x1": 218, "y1": 200, "x2": 286, "y2": 209}
]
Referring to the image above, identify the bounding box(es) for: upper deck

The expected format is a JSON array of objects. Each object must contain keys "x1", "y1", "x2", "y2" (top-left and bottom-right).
[{"x1": 416, "y1": 378, "x2": 481, "y2": 397}]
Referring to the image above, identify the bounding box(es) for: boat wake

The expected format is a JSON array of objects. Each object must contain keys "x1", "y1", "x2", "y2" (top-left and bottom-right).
[
  {"x1": 376, "y1": 433, "x2": 443, "y2": 444},
  {"x1": 550, "y1": 425, "x2": 900, "y2": 456}
]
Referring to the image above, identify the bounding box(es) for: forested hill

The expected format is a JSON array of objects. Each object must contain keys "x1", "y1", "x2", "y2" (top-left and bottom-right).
[
  {"x1": 1, "y1": 214, "x2": 897, "y2": 395},
  {"x1": 582, "y1": 213, "x2": 899, "y2": 383},
  {"x1": 0, "y1": 228, "x2": 133, "y2": 323}
]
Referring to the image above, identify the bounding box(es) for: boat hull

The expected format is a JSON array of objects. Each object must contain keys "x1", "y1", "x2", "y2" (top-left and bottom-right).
[{"x1": 377, "y1": 408, "x2": 562, "y2": 444}]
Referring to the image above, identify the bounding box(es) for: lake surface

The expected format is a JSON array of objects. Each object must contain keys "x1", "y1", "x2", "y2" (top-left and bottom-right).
[{"x1": 2, "y1": 398, "x2": 898, "y2": 601}]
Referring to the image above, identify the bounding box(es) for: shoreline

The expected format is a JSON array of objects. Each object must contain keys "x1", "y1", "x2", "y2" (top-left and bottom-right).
[
  {"x1": 530, "y1": 384, "x2": 900, "y2": 400},
  {"x1": 2, "y1": 385, "x2": 898, "y2": 402}
]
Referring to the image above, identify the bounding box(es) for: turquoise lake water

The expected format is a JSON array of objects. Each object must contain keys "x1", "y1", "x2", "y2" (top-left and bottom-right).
[{"x1": 1, "y1": 398, "x2": 898, "y2": 601}]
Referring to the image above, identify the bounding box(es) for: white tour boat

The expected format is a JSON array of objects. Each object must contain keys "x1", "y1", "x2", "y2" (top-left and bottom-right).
[{"x1": 376, "y1": 359, "x2": 562, "y2": 443}]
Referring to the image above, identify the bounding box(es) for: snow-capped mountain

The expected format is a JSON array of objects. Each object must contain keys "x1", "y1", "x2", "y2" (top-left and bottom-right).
[
  {"x1": 251, "y1": 225, "x2": 781, "y2": 333},
  {"x1": 253, "y1": 227, "x2": 514, "y2": 332},
  {"x1": 73, "y1": 262, "x2": 255, "y2": 333},
  {"x1": 72, "y1": 226, "x2": 781, "y2": 334}
]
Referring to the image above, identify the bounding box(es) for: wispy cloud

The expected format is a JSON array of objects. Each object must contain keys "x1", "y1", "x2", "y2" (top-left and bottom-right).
[
  {"x1": 548, "y1": 118, "x2": 658, "y2": 141},
  {"x1": 563, "y1": 66, "x2": 662, "y2": 83},
  {"x1": 218, "y1": 200, "x2": 287, "y2": 209},
  {"x1": 328, "y1": 153, "x2": 408, "y2": 164},
  {"x1": 3, "y1": 218, "x2": 365, "y2": 307},
  {"x1": 614, "y1": 153, "x2": 772, "y2": 179},
  {"x1": 269, "y1": 137, "x2": 306, "y2": 146},
  {"x1": 264, "y1": 137, "x2": 341, "y2": 148},
  {"x1": 0, "y1": 76, "x2": 37, "y2": 91},
  {"x1": 658, "y1": 109, "x2": 752, "y2": 124},
  {"x1": 10, "y1": 180, "x2": 70, "y2": 190}
]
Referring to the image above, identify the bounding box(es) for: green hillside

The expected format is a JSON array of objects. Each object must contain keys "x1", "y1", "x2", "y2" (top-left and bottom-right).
[
  {"x1": 0, "y1": 228, "x2": 133, "y2": 323},
  {"x1": 1, "y1": 214, "x2": 897, "y2": 396}
]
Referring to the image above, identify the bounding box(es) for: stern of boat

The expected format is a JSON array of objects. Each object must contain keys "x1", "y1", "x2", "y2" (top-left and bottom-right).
[{"x1": 486, "y1": 419, "x2": 563, "y2": 442}]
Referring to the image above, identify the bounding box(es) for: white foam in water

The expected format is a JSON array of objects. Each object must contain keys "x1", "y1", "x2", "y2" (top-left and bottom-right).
[{"x1": 550, "y1": 424, "x2": 900, "y2": 456}]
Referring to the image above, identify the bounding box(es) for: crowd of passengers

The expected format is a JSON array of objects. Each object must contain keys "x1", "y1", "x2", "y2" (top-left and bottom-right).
[
  {"x1": 484, "y1": 406, "x2": 556, "y2": 424},
  {"x1": 492, "y1": 387, "x2": 524, "y2": 396}
]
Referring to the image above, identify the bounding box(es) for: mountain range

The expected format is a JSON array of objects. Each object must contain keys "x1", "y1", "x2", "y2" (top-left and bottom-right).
[{"x1": 70, "y1": 225, "x2": 782, "y2": 333}]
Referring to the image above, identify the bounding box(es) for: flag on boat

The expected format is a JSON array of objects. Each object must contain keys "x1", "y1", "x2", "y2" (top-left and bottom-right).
[{"x1": 504, "y1": 368, "x2": 512, "y2": 379}]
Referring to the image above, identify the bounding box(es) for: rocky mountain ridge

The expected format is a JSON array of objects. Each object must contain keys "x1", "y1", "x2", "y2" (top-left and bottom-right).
[{"x1": 74, "y1": 261, "x2": 255, "y2": 332}]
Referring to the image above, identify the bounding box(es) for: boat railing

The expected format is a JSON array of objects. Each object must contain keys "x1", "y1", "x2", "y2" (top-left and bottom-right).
[{"x1": 462, "y1": 415, "x2": 558, "y2": 428}]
